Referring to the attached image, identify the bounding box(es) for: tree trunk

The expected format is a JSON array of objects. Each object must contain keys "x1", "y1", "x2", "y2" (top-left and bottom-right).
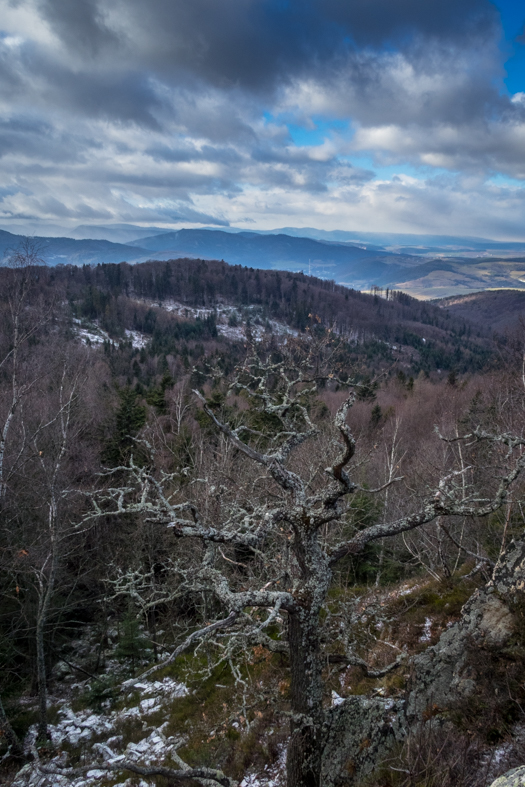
[
  {"x1": 286, "y1": 608, "x2": 325, "y2": 787},
  {"x1": 36, "y1": 606, "x2": 49, "y2": 742},
  {"x1": 0, "y1": 694, "x2": 24, "y2": 758},
  {"x1": 35, "y1": 545, "x2": 58, "y2": 742}
]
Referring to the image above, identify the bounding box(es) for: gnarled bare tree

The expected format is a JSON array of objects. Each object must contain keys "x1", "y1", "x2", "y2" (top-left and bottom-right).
[{"x1": 70, "y1": 339, "x2": 525, "y2": 787}]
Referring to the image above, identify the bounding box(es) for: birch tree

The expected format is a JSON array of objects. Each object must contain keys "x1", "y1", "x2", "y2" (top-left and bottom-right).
[
  {"x1": 0, "y1": 346, "x2": 96, "y2": 745},
  {"x1": 30, "y1": 359, "x2": 87, "y2": 741}
]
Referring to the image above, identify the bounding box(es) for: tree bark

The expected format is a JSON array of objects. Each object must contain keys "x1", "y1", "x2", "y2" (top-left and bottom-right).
[
  {"x1": 35, "y1": 546, "x2": 58, "y2": 742},
  {"x1": 35, "y1": 598, "x2": 50, "y2": 742},
  {"x1": 286, "y1": 608, "x2": 325, "y2": 787},
  {"x1": 0, "y1": 694, "x2": 24, "y2": 758}
]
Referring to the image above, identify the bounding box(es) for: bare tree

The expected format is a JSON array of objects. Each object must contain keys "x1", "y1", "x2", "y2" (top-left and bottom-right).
[
  {"x1": 30, "y1": 358, "x2": 88, "y2": 741},
  {"x1": 59, "y1": 339, "x2": 525, "y2": 787},
  {"x1": 0, "y1": 238, "x2": 49, "y2": 499},
  {"x1": 0, "y1": 339, "x2": 97, "y2": 745}
]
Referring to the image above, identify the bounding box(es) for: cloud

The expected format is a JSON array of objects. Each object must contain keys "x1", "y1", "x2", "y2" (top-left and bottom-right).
[
  {"x1": 190, "y1": 174, "x2": 525, "y2": 241},
  {"x1": 33, "y1": 0, "x2": 498, "y2": 91},
  {"x1": 0, "y1": 0, "x2": 524, "y2": 239}
]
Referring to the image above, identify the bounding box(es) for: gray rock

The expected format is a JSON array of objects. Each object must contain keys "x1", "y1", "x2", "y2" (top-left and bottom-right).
[
  {"x1": 490, "y1": 766, "x2": 525, "y2": 786},
  {"x1": 405, "y1": 541, "x2": 524, "y2": 723},
  {"x1": 321, "y1": 697, "x2": 407, "y2": 787},
  {"x1": 320, "y1": 539, "x2": 525, "y2": 786}
]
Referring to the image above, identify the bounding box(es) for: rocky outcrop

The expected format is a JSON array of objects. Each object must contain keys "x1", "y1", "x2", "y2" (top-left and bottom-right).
[
  {"x1": 490, "y1": 766, "x2": 525, "y2": 787},
  {"x1": 321, "y1": 538, "x2": 525, "y2": 786},
  {"x1": 321, "y1": 697, "x2": 407, "y2": 787},
  {"x1": 406, "y1": 538, "x2": 524, "y2": 722}
]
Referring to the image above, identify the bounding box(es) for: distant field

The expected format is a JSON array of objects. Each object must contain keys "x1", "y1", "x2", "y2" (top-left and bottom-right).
[{"x1": 387, "y1": 257, "x2": 525, "y2": 299}]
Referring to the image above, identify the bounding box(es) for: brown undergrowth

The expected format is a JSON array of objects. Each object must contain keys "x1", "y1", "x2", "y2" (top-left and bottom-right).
[
  {"x1": 353, "y1": 590, "x2": 525, "y2": 787},
  {"x1": 326, "y1": 575, "x2": 484, "y2": 701},
  {"x1": 146, "y1": 646, "x2": 288, "y2": 782}
]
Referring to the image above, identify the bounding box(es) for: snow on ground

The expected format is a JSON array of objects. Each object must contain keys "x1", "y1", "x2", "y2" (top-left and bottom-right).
[
  {"x1": 420, "y1": 617, "x2": 433, "y2": 642},
  {"x1": 124, "y1": 329, "x2": 149, "y2": 349},
  {"x1": 11, "y1": 668, "x2": 289, "y2": 787},
  {"x1": 332, "y1": 690, "x2": 345, "y2": 707},
  {"x1": 11, "y1": 677, "x2": 188, "y2": 787},
  {"x1": 71, "y1": 319, "x2": 149, "y2": 350},
  {"x1": 45, "y1": 677, "x2": 188, "y2": 748},
  {"x1": 239, "y1": 743, "x2": 287, "y2": 787},
  {"x1": 135, "y1": 298, "x2": 299, "y2": 343},
  {"x1": 72, "y1": 318, "x2": 111, "y2": 346}
]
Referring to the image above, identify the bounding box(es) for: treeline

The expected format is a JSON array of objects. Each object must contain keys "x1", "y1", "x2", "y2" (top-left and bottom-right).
[{"x1": 24, "y1": 257, "x2": 497, "y2": 375}]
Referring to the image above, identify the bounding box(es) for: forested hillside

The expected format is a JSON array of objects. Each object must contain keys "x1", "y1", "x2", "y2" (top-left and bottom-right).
[
  {"x1": 438, "y1": 289, "x2": 525, "y2": 334},
  {"x1": 1, "y1": 254, "x2": 525, "y2": 787},
  {"x1": 42, "y1": 257, "x2": 496, "y2": 377}
]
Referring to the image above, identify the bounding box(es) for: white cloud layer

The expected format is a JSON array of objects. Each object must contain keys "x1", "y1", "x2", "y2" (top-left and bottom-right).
[{"x1": 0, "y1": 0, "x2": 525, "y2": 238}]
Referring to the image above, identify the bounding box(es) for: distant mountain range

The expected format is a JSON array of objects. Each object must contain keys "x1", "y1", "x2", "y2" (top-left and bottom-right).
[
  {"x1": 0, "y1": 229, "x2": 150, "y2": 266},
  {"x1": 125, "y1": 228, "x2": 420, "y2": 286},
  {"x1": 0, "y1": 227, "x2": 415, "y2": 288},
  {"x1": 4, "y1": 221, "x2": 525, "y2": 256},
  {"x1": 2, "y1": 224, "x2": 525, "y2": 298},
  {"x1": 200, "y1": 226, "x2": 525, "y2": 257},
  {"x1": 70, "y1": 224, "x2": 171, "y2": 244}
]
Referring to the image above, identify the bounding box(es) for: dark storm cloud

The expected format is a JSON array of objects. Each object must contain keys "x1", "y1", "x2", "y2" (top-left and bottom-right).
[
  {"x1": 303, "y1": 42, "x2": 506, "y2": 129},
  {"x1": 0, "y1": 115, "x2": 99, "y2": 162},
  {"x1": 36, "y1": 0, "x2": 499, "y2": 92},
  {"x1": 0, "y1": 38, "x2": 163, "y2": 129},
  {"x1": 321, "y1": 0, "x2": 496, "y2": 45},
  {"x1": 37, "y1": 0, "x2": 120, "y2": 56},
  {"x1": 2, "y1": 0, "x2": 507, "y2": 135}
]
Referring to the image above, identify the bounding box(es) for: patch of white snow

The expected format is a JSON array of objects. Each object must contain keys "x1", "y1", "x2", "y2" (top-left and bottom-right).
[{"x1": 420, "y1": 617, "x2": 432, "y2": 642}]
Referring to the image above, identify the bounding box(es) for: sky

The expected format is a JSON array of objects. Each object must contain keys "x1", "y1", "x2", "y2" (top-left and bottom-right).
[{"x1": 1, "y1": 0, "x2": 525, "y2": 239}]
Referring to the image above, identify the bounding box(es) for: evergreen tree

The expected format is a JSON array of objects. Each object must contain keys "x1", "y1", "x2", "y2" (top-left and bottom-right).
[{"x1": 103, "y1": 387, "x2": 146, "y2": 466}]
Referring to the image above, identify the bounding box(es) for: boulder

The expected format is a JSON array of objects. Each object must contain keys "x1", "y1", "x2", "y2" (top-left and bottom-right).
[
  {"x1": 490, "y1": 766, "x2": 525, "y2": 787},
  {"x1": 321, "y1": 539, "x2": 525, "y2": 786},
  {"x1": 321, "y1": 697, "x2": 407, "y2": 786}
]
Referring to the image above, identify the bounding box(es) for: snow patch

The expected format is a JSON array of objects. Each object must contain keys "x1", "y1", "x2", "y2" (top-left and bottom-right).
[
  {"x1": 332, "y1": 690, "x2": 345, "y2": 707},
  {"x1": 420, "y1": 617, "x2": 432, "y2": 642},
  {"x1": 15, "y1": 676, "x2": 189, "y2": 787},
  {"x1": 71, "y1": 318, "x2": 148, "y2": 350},
  {"x1": 240, "y1": 743, "x2": 288, "y2": 787},
  {"x1": 125, "y1": 329, "x2": 149, "y2": 349},
  {"x1": 135, "y1": 298, "x2": 299, "y2": 343}
]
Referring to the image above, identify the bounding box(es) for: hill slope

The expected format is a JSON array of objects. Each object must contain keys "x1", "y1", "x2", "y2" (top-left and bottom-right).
[
  {"x1": 437, "y1": 289, "x2": 525, "y2": 333},
  {"x1": 0, "y1": 229, "x2": 151, "y2": 266},
  {"x1": 378, "y1": 256, "x2": 525, "y2": 298},
  {"x1": 39, "y1": 258, "x2": 496, "y2": 374}
]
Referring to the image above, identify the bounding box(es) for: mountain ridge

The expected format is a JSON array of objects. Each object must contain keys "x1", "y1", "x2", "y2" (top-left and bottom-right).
[{"x1": 3, "y1": 226, "x2": 525, "y2": 298}]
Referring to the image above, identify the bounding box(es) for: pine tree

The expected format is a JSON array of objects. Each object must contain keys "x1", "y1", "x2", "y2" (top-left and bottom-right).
[{"x1": 103, "y1": 387, "x2": 146, "y2": 466}]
